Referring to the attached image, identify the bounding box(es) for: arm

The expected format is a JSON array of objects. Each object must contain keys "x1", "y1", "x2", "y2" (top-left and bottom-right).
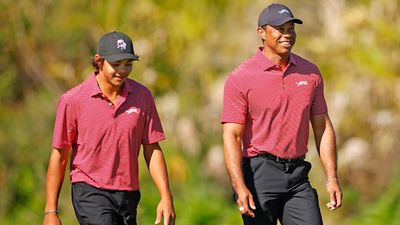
[
  {"x1": 43, "y1": 148, "x2": 70, "y2": 225},
  {"x1": 222, "y1": 123, "x2": 256, "y2": 217},
  {"x1": 310, "y1": 113, "x2": 342, "y2": 210},
  {"x1": 143, "y1": 142, "x2": 175, "y2": 225}
]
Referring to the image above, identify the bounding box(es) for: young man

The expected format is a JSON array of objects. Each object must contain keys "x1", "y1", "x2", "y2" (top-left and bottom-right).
[
  {"x1": 43, "y1": 31, "x2": 175, "y2": 225},
  {"x1": 221, "y1": 3, "x2": 342, "y2": 225}
]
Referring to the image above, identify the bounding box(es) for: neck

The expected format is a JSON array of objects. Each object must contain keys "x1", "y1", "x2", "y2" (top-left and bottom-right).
[
  {"x1": 262, "y1": 48, "x2": 290, "y2": 69},
  {"x1": 95, "y1": 73, "x2": 121, "y2": 99}
]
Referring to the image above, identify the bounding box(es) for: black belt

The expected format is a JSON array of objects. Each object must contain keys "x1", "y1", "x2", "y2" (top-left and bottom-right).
[{"x1": 254, "y1": 152, "x2": 305, "y2": 163}]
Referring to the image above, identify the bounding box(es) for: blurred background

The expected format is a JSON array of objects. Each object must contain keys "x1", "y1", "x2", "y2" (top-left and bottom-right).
[{"x1": 0, "y1": 0, "x2": 399, "y2": 224}]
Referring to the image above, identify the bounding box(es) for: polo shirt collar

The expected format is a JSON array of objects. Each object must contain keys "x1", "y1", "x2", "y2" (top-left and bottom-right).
[
  {"x1": 88, "y1": 73, "x2": 103, "y2": 97},
  {"x1": 255, "y1": 47, "x2": 298, "y2": 71},
  {"x1": 87, "y1": 73, "x2": 134, "y2": 98},
  {"x1": 123, "y1": 78, "x2": 136, "y2": 94}
]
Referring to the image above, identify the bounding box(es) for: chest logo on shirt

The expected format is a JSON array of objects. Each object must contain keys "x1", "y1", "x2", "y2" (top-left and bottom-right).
[
  {"x1": 295, "y1": 81, "x2": 308, "y2": 86},
  {"x1": 126, "y1": 107, "x2": 139, "y2": 114}
]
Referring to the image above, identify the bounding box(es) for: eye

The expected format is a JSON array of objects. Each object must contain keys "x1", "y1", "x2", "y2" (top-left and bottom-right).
[{"x1": 272, "y1": 26, "x2": 284, "y2": 32}]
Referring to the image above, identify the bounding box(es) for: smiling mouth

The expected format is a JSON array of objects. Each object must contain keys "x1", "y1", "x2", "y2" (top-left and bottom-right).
[
  {"x1": 114, "y1": 75, "x2": 127, "y2": 79},
  {"x1": 278, "y1": 40, "x2": 292, "y2": 46}
]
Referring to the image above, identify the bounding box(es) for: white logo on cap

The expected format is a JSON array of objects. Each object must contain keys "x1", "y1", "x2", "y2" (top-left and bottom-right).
[
  {"x1": 117, "y1": 39, "x2": 127, "y2": 50},
  {"x1": 278, "y1": 9, "x2": 290, "y2": 14}
]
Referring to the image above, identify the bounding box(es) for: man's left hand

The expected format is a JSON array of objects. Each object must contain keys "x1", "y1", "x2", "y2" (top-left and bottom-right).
[
  {"x1": 155, "y1": 198, "x2": 175, "y2": 225},
  {"x1": 326, "y1": 180, "x2": 342, "y2": 211}
]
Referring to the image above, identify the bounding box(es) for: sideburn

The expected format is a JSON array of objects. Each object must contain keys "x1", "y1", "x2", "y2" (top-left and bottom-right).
[
  {"x1": 96, "y1": 58, "x2": 105, "y2": 73},
  {"x1": 98, "y1": 58, "x2": 105, "y2": 71}
]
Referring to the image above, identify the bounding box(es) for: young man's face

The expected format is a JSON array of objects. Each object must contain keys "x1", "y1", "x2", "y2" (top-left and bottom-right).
[
  {"x1": 259, "y1": 21, "x2": 296, "y2": 56},
  {"x1": 101, "y1": 58, "x2": 133, "y2": 87}
]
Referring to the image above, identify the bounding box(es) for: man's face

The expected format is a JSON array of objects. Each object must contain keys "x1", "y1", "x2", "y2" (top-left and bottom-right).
[
  {"x1": 259, "y1": 21, "x2": 296, "y2": 56},
  {"x1": 101, "y1": 59, "x2": 133, "y2": 87}
]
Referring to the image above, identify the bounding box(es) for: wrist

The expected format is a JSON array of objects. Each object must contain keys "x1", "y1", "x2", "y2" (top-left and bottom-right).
[
  {"x1": 44, "y1": 209, "x2": 61, "y2": 215},
  {"x1": 234, "y1": 184, "x2": 249, "y2": 193},
  {"x1": 326, "y1": 178, "x2": 339, "y2": 185},
  {"x1": 160, "y1": 193, "x2": 173, "y2": 202}
]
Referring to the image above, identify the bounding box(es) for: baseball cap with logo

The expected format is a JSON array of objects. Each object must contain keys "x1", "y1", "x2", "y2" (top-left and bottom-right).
[
  {"x1": 97, "y1": 31, "x2": 139, "y2": 62},
  {"x1": 258, "y1": 3, "x2": 303, "y2": 27}
]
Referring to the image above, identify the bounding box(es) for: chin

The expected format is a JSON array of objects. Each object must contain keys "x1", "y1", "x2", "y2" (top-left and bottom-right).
[
  {"x1": 112, "y1": 80, "x2": 125, "y2": 87},
  {"x1": 278, "y1": 50, "x2": 290, "y2": 56}
]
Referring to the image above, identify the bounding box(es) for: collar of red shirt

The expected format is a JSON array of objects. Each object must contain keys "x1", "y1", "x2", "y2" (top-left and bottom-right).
[
  {"x1": 87, "y1": 73, "x2": 135, "y2": 98},
  {"x1": 255, "y1": 47, "x2": 298, "y2": 71}
]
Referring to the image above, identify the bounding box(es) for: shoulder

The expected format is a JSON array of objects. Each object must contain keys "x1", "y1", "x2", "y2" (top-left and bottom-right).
[
  {"x1": 291, "y1": 53, "x2": 321, "y2": 74},
  {"x1": 58, "y1": 78, "x2": 91, "y2": 105},
  {"x1": 290, "y1": 53, "x2": 325, "y2": 88},
  {"x1": 125, "y1": 78, "x2": 154, "y2": 98},
  {"x1": 230, "y1": 55, "x2": 258, "y2": 77},
  {"x1": 225, "y1": 56, "x2": 257, "y2": 86}
]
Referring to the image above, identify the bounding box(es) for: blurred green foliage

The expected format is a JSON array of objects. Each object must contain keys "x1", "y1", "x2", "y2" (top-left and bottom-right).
[
  {"x1": 346, "y1": 179, "x2": 400, "y2": 225},
  {"x1": 0, "y1": 0, "x2": 399, "y2": 225}
]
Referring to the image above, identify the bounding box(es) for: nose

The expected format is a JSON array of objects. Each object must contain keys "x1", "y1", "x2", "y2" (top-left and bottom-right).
[
  {"x1": 282, "y1": 28, "x2": 293, "y2": 35},
  {"x1": 117, "y1": 65, "x2": 132, "y2": 75}
]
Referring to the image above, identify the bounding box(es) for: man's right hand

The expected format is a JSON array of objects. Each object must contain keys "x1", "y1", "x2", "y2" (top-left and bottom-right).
[
  {"x1": 43, "y1": 213, "x2": 61, "y2": 225},
  {"x1": 223, "y1": 123, "x2": 256, "y2": 217},
  {"x1": 44, "y1": 148, "x2": 69, "y2": 225},
  {"x1": 235, "y1": 186, "x2": 256, "y2": 218}
]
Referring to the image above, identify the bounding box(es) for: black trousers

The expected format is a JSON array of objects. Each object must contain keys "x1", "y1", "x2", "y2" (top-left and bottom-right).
[
  {"x1": 72, "y1": 182, "x2": 141, "y2": 225},
  {"x1": 239, "y1": 156, "x2": 323, "y2": 225}
]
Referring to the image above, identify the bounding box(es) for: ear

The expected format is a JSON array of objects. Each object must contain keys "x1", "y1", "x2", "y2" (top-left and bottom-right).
[
  {"x1": 94, "y1": 54, "x2": 105, "y2": 70},
  {"x1": 257, "y1": 27, "x2": 266, "y2": 41},
  {"x1": 94, "y1": 54, "x2": 102, "y2": 60}
]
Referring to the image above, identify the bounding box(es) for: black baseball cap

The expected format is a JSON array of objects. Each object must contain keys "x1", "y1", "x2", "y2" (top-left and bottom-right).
[
  {"x1": 97, "y1": 31, "x2": 139, "y2": 62},
  {"x1": 258, "y1": 3, "x2": 303, "y2": 27}
]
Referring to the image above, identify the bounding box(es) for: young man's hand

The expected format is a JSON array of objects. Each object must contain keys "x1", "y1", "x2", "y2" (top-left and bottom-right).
[
  {"x1": 155, "y1": 198, "x2": 175, "y2": 225},
  {"x1": 43, "y1": 213, "x2": 61, "y2": 225}
]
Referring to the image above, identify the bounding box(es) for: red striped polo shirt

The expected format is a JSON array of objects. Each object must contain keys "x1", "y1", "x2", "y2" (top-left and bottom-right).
[
  {"x1": 52, "y1": 73, "x2": 165, "y2": 191},
  {"x1": 221, "y1": 48, "x2": 327, "y2": 158}
]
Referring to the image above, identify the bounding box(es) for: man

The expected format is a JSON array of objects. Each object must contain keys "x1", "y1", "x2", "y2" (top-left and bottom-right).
[
  {"x1": 221, "y1": 3, "x2": 342, "y2": 225},
  {"x1": 43, "y1": 31, "x2": 175, "y2": 225}
]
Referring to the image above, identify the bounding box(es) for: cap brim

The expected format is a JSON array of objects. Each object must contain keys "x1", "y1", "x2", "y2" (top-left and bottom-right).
[
  {"x1": 104, "y1": 53, "x2": 139, "y2": 62},
  {"x1": 267, "y1": 18, "x2": 303, "y2": 27}
]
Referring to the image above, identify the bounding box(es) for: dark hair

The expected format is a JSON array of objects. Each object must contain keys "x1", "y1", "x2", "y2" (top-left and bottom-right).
[{"x1": 91, "y1": 56, "x2": 105, "y2": 73}]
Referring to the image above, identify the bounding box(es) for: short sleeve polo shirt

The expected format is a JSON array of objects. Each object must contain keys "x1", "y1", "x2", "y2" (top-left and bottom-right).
[
  {"x1": 52, "y1": 73, "x2": 165, "y2": 191},
  {"x1": 221, "y1": 48, "x2": 327, "y2": 158}
]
